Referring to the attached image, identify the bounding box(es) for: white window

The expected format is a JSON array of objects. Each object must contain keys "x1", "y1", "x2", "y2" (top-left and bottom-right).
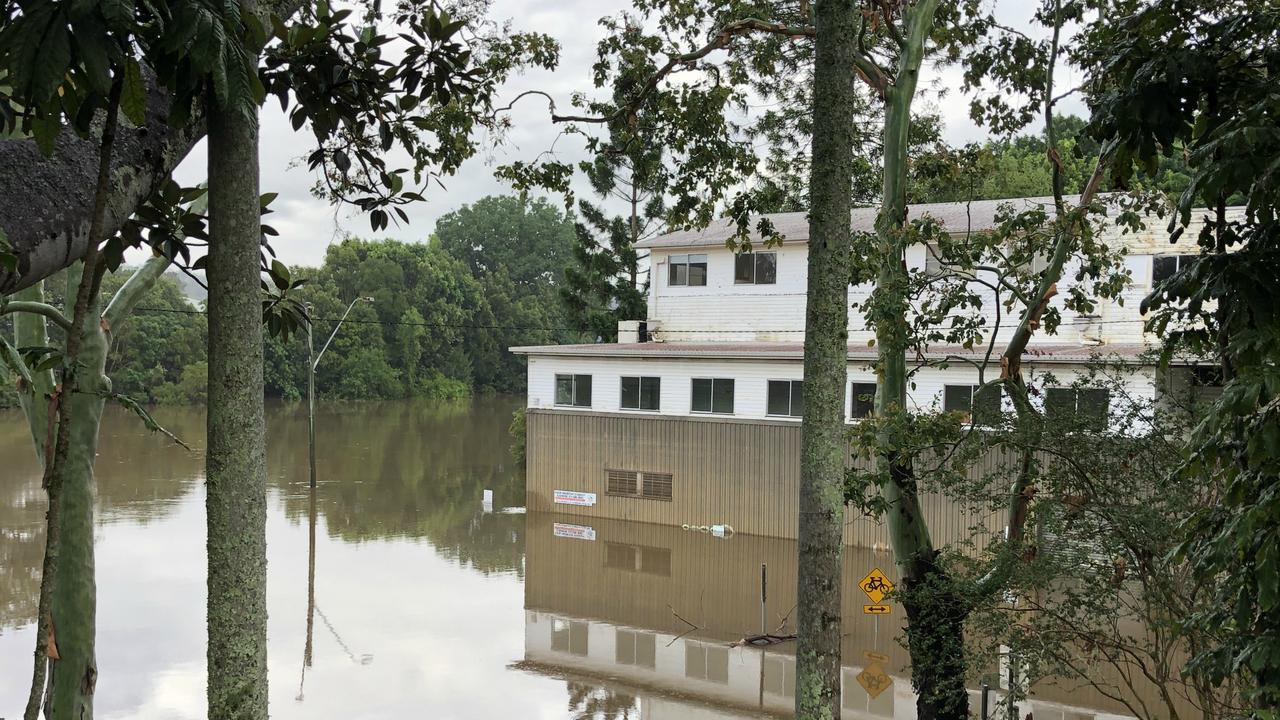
[
  {"x1": 554, "y1": 374, "x2": 592, "y2": 407},
  {"x1": 620, "y1": 376, "x2": 660, "y2": 411},
  {"x1": 943, "y1": 384, "x2": 1003, "y2": 424},
  {"x1": 734, "y1": 251, "x2": 777, "y2": 284},
  {"x1": 767, "y1": 379, "x2": 804, "y2": 417},
  {"x1": 850, "y1": 382, "x2": 877, "y2": 419},
  {"x1": 691, "y1": 378, "x2": 734, "y2": 414},
  {"x1": 668, "y1": 254, "x2": 708, "y2": 286},
  {"x1": 1152, "y1": 254, "x2": 1196, "y2": 283},
  {"x1": 1045, "y1": 387, "x2": 1110, "y2": 429}
]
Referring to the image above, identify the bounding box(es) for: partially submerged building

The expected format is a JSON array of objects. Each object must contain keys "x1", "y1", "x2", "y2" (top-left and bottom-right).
[{"x1": 513, "y1": 197, "x2": 1230, "y2": 540}]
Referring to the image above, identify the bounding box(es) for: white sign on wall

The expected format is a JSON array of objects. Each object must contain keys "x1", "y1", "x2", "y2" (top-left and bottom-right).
[
  {"x1": 553, "y1": 490, "x2": 597, "y2": 506},
  {"x1": 553, "y1": 523, "x2": 597, "y2": 541}
]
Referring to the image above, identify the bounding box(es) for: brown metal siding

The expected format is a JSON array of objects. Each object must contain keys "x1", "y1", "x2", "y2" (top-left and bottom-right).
[{"x1": 527, "y1": 409, "x2": 1013, "y2": 549}]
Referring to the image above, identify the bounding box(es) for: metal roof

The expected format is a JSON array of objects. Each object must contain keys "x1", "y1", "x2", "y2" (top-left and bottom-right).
[
  {"x1": 636, "y1": 196, "x2": 1074, "y2": 249},
  {"x1": 510, "y1": 341, "x2": 1191, "y2": 365}
]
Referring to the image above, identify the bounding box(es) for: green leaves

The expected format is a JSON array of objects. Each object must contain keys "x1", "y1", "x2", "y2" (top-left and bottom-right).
[{"x1": 120, "y1": 57, "x2": 147, "y2": 126}]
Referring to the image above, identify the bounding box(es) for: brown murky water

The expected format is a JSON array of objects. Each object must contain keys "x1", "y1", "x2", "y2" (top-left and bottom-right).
[{"x1": 0, "y1": 397, "x2": 1130, "y2": 719}]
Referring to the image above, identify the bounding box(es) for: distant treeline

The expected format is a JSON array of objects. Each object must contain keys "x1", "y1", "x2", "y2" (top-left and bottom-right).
[{"x1": 2, "y1": 196, "x2": 585, "y2": 407}]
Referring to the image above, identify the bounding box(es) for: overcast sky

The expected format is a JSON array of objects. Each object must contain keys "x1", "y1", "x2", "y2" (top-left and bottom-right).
[{"x1": 170, "y1": 0, "x2": 1086, "y2": 268}]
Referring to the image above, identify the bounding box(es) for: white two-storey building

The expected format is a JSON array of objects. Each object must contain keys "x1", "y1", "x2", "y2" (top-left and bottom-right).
[{"x1": 513, "y1": 197, "x2": 1230, "y2": 539}]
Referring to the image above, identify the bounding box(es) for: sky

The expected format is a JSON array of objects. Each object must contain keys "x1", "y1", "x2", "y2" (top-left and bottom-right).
[{"x1": 170, "y1": 0, "x2": 1087, "y2": 269}]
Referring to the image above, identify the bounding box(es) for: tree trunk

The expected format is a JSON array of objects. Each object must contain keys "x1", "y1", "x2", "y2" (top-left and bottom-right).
[
  {"x1": 205, "y1": 92, "x2": 269, "y2": 716},
  {"x1": 44, "y1": 307, "x2": 109, "y2": 720},
  {"x1": 794, "y1": 1, "x2": 858, "y2": 717},
  {"x1": 866, "y1": 2, "x2": 966, "y2": 719}
]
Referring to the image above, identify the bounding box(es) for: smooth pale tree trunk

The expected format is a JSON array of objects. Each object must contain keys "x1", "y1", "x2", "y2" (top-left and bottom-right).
[
  {"x1": 795, "y1": 1, "x2": 858, "y2": 717},
  {"x1": 205, "y1": 94, "x2": 269, "y2": 717},
  {"x1": 862, "y1": 3, "x2": 968, "y2": 720},
  {"x1": 6, "y1": 255, "x2": 171, "y2": 720}
]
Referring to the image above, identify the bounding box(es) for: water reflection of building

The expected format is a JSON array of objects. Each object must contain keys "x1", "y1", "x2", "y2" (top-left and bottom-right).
[{"x1": 520, "y1": 513, "x2": 1137, "y2": 720}]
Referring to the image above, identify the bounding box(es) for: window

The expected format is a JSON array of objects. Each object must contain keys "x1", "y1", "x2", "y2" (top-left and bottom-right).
[
  {"x1": 616, "y1": 630, "x2": 657, "y2": 669},
  {"x1": 621, "y1": 376, "x2": 661, "y2": 411},
  {"x1": 763, "y1": 656, "x2": 796, "y2": 698},
  {"x1": 1152, "y1": 254, "x2": 1196, "y2": 283},
  {"x1": 554, "y1": 374, "x2": 592, "y2": 407},
  {"x1": 691, "y1": 378, "x2": 734, "y2": 414},
  {"x1": 551, "y1": 619, "x2": 589, "y2": 656},
  {"x1": 605, "y1": 469, "x2": 673, "y2": 501},
  {"x1": 850, "y1": 382, "x2": 877, "y2": 419},
  {"x1": 668, "y1": 253, "x2": 708, "y2": 286},
  {"x1": 943, "y1": 384, "x2": 1003, "y2": 424},
  {"x1": 685, "y1": 641, "x2": 729, "y2": 684},
  {"x1": 1045, "y1": 387, "x2": 1110, "y2": 428},
  {"x1": 734, "y1": 251, "x2": 777, "y2": 284},
  {"x1": 604, "y1": 542, "x2": 672, "y2": 576},
  {"x1": 767, "y1": 380, "x2": 805, "y2": 417}
]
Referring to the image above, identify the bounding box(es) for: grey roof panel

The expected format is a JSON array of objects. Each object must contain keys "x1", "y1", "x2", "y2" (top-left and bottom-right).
[{"x1": 636, "y1": 196, "x2": 1074, "y2": 249}]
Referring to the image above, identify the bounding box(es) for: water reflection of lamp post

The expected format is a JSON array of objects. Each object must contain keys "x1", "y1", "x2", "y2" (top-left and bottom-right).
[{"x1": 307, "y1": 296, "x2": 374, "y2": 488}]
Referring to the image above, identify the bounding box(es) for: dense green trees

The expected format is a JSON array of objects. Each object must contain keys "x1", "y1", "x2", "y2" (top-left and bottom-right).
[{"x1": 25, "y1": 195, "x2": 582, "y2": 407}]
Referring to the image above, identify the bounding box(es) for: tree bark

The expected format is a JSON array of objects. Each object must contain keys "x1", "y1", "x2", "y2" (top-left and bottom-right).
[
  {"x1": 866, "y1": 3, "x2": 965, "y2": 719},
  {"x1": 794, "y1": 1, "x2": 858, "y2": 717},
  {"x1": 205, "y1": 89, "x2": 269, "y2": 718},
  {"x1": 0, "y1": 0, "x2": 306, "y2": 296}
]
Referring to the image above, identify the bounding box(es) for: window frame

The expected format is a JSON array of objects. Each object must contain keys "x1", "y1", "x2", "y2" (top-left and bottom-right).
[
  {"x1": 849, "y1": 381, "x2": 877, "y2": 420},
  {"x1": 943, "y1": 383, "x2": 1003, "y2": 425},
  {"x1": 734, "y1": 251, "x2": 778, "y2": 285},
  {"x1": 766, "y1": 379, "x2": 804, "y2": 418},
  {"x1": 1044, "y1": 386, "x2": 1111, "y2": 429},
  {"x1": 691, "y1": 377, "x2": 735, "y2": 414},
  {"x1": 668, "y1": 253, "x2": 708, "y2": 287},
  {"x1": 1152, "y1": 254, "x2": 1196, "y2": 284},
  {"x1": 620, "y1": 375, "x2": 661, "y2": 411},
  {"x1": 553, "y1": 373, "x2": 592, "y2": 408}
]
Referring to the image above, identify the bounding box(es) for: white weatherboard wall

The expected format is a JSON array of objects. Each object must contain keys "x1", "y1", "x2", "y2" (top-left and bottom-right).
[
  {"x1": 645, "y1": 211, "x2": 1234, "y2": 347},
  {"x1": 526, "y1": 353, "x2": 1158, "y2": 424}
]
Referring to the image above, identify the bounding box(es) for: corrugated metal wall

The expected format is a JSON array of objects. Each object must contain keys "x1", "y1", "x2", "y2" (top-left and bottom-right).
[{"x1": 526, "y1": 409, "x2": 1014, "y2": 550}]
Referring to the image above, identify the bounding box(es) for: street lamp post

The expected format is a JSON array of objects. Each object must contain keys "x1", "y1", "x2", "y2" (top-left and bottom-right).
[{"x1": 306, "y1": 296, "x2": 374, "y2": 488}]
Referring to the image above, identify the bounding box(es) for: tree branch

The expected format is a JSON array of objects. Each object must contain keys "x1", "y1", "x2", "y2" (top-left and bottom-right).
[
  {"x1": 0, "y1": 333, "x2": 33, "y2": 387},
  {"x1": 0, "y1": 301, "x2": 73, "y2": 332},
  {"x1": 0, "y1": 0, "x2": 306, "y2": 295},
  {"x1": 102, "y1": 251, "x2": 172, "y2": 330},
  {"x1": 527, "y1": 18, "x2": 822, "y2": 125}
]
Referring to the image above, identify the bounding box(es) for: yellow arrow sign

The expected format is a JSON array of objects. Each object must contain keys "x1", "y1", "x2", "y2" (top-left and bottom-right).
[
  {"x1": 856, "y1": 663, "x2": 893, "y2": 699},
  {"x1": 864, "y1": 604, "x2": 892, "y2": 615},
  {"x1": 859, "y1": 568, "x2": 894, "y2": 604}
]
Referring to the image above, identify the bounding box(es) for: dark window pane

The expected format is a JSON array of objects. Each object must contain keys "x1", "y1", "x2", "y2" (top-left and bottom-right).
[
  {"x1": 735, "y1": 253, "x2": 755, "y2": 284},
  {"x1": 574, "y1": 374, "x2": 592, "y2": 407},
  {"x1": 1077, "y1": 388, "x2": 1110, "y2": 428},
  {"x1": 621, "y1": 377, "x2": 640, "y2": 409},
  {"x1": 692, "y1": 378, "x2": 713, "y2": 412},
  {"x1": 1152, "y1": 255, "x2": 1177, "y2": 283},
  {"x1": 790, "y1": 380, "x2": 804, "y2": 417},
  {"x1": 688, "y1": 254, "x2": 708, "y2": 286},
  {"x1": 640, "y1": 377, "x2": 661, "y2": 410},
  {"x1": 973, "y1": 385, "x2": 1003, "y2": 425},
  {"x1": 755, "y1": 253, "x2": 777, "y2": 284},
  {"x1": 1044, "y1": 388, "x2": 1074, "y2": 419},
  {"x1": 555, "y1": 375, "x2": 573, "y2": 405},
  {"x1": 851, "y1": 382, "x2": 877, "y2": 418},
  {"x1": 767, "y1": 380, "x2": 791, "y2": 416},
  {"x1": 712, "y1": 379, "x2": 735, "y2": 414},
  {"x1": 943, "y1": 385, "x2": 972, "y2": 414}
]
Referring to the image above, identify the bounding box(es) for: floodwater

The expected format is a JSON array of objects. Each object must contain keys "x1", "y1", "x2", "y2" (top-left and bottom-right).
[{"x1": 1, "y1": 397, "x2": 1130, "y2": 719}]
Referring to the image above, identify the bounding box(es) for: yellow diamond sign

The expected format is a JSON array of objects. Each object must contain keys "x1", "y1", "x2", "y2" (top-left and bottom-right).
[
  {"x1": 856, "y1": 663, "x2": 893, "y2": 699},
  {"x1": 859, "y1": 568, "x2": 894, "y2": 604}
]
